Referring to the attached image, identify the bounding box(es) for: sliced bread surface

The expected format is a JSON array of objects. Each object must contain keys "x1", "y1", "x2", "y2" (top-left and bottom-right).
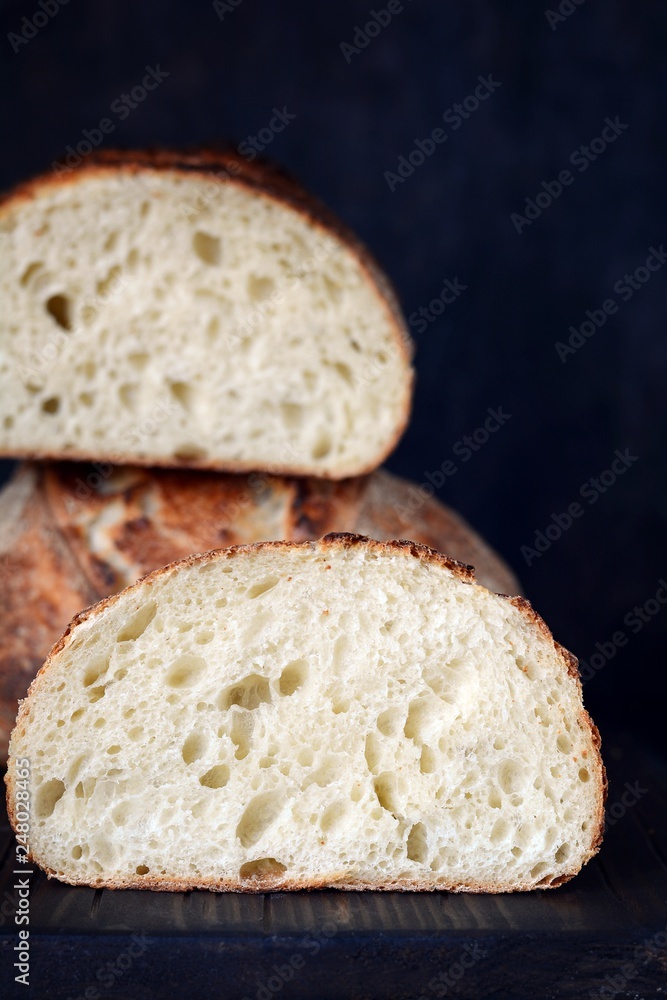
[
  {"x1": 0, "y1": 150, "x2": 413, "y2": 477},
  {"x1": 0, "y1": 463, "x2": 520, "y2": 762},
  {"x1": 6, "y1": 534, "x2": 604, "y2": 892}
]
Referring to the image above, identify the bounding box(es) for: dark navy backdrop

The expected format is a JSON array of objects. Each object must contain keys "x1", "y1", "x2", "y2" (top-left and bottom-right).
[{"x1": 1, "y1": 0, "x2": 665, "y2": 749}]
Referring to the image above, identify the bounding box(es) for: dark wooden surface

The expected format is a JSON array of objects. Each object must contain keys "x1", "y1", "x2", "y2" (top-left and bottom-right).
[{"x1": 1, "y1": 731, "x2": 666, "y2": 998}]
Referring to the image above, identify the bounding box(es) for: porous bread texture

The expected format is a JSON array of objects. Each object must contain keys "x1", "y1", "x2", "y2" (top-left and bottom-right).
[
  {"x1": 0, "y1": 154, "x2": 413, "y2": 477},
  {"x1": 0, "y1": 462, "x2": 521, "y2": 765},
  {"x1": 6, "y1": 535, "x2": 604, "y2": 893}
]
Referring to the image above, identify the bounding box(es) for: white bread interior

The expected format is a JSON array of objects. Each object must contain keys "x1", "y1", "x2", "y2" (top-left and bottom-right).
[
  {"x1": 0, "y1": 161, "x2": 412, "y2": 477},
  {"x1": 6, "y1": 535, "x2": 604, "y2": 892}
]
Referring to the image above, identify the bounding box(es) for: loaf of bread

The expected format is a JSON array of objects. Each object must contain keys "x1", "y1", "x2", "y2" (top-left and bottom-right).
[
  {"x1": 0, "y1": 149, "x2": 413, "y2": 477},
  {"x1": 5, "y1": 534, "x2": 604, "y2": 892},
  {"x1": 0, "y1": 462, "x2": 520, "y2": 763}
]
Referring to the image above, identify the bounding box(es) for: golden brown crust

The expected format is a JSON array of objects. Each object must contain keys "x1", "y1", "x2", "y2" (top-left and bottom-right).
[
  {"x1": 0, "y1": 466, "x2": 98, "y2": 755},
  {"x1": 0, "y1": 148, "x2": 414, "y2": 478},
  {"x1": 5, "y1": 532, "x2": 604, "y2": 892},
  {"x1": 0, "y1": 462, "x2": 521, "y2": 763}
]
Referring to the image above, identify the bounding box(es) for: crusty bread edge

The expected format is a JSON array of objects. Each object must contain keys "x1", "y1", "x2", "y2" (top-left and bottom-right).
[
  {"x1": 0, "y1": 150, "x2": 414, "y2": 479},
  {"x1": 4, "y1": 532, "x2": 606, "y2": 893}
]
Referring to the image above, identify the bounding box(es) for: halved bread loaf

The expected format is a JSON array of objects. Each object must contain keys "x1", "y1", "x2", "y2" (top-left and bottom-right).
[
  {"x1": 5, "y1": 534, "x2": 604, "y2": 892},
  {"x1": 0, "y1": 149, "x2": 413, "y2": 477},
  {"x1": 0, "y1": 462, "x2": 520, "y2": 763}
]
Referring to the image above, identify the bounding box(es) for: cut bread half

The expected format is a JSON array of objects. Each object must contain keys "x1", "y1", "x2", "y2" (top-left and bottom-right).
[
  {"x1": 6, "y1": 534, "x2": 604, "y2": 892},
  {"x1": 0, "y1": 149, "x2": 413, "y2": 477},
  {"x1": 0, "y1": 462, "x2": 520, "y2": 763}
]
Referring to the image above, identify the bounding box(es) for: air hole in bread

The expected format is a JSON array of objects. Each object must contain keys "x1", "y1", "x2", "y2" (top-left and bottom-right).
[
  {"x1": 182, "y1": 730, "x2": 208, "y2": 765},
  {"x1": 534, "y1": 704, "x2": 550, "y2": 727},
  {"x1": 206, "y1": 316, "x2": 220, "y2": 342},
  {"x1": 278, "y1": 660, "x2": 308, "y2": 697},
  {"x1": 20, "y1": 261, "x2": 44, "y2": 286},
  {"x1": 330, "y1": 362, "x2": 351, "y2": 387},
  {"x1": 247, "y1": 274, "x2": 275, "y2": 302},
  {"x1": 557, "y1": 734, "x2": 572, "y2": 754},
  {"x1": 404, "y1": 696, "x2": 439, "y2": 745},
  {"x1": 172, "y1": 444, "x2": 209, "y2": 462},
  {"x1": 128, "y1": 726, "x2": 142, "y2": 742},
  {"x1": 297, "y1": 748, "x2": 314, "y2": 768},
  {"x1": 350, "y1": 783, "x2": 363, "y2": 802},
  {"x1": 116, "y1": 601, "x2": 157, "y2": 642},
  {"x1": 96, "y1": 265, "x2": 122, "y2": 298},
  {"x1": 406, "y1": 822, "x2": 428, "y2": 863},
  {"x1": 239, "y1": 857, "x2": 286, "y2": 880},
  {"x1": 305, "y1": 757, "x2": 343, "y2": 788},
  {"x1": 488, "y1": 788, "x2": 502, "y2": 809},
  {"x1": 127, "y1": 351, "x2": 149, "y2": 371},
  {"x1": 516, "y1": 655, "x2": 538, "y2": 680},
  {"x1": 420, "y1": 746, "x2": 437, "y2": 774},
  {"x1": 490, "y1": 817, "x2": 509, "y2": 844},
  {"x1": 377, "y1": 708, "x2": 405, "y2": 736},
  {"x1": 194, "y1": 630, "x2": 215, "y2": 645},
  {"x1": 169, "y1": 381, "x2": 194, "y2": 411},
  {"x1": 220, "y1": 673, "x2": 272, "y2": 710},
  {"x1": 193, "y1": 231, "x2": 221, "y2": 266},
  {"x1": 373, "y1": 772, "x2": 400, "y2": 816},
  {"x1": 530, "y1": 862, "x2": 550, "y2": 880},
  {"x1": 118, "y1": 383, "x2": 138, "y2": 411},
  {"x1": 71, "y1": 845, "x2": 83, "y2": 860},
  {"x1": 106, "y1": 745, "x2": 121, "y2": 755},
  {"x1": 103, "y1": 231, "x2": 119, "y2": 252},
  {"x1": 88, "y1": 686, "x2": 106, "y2": 703},
  {"x1": 45, "y1": 293, "x2": 72, "y2": 330},
  {"x1": 112, "y1": 802, "x2": 132, "y2": 827},
  {"x1": 34, "y1": 779, "x2": 65, "y2": 819},
  {"x1": 124, "y1": 248, "x2": 139, "y2": 273},
  {"x1": 70, "y1": 708, "x2": 85, "y2": 723},
  {"x1": 365, "y1": 732, "x2": 381, "y2": 773},
  {"x1": 555, "y1": 843, "x2": 570, "y2": 864},
  {"x1": 578, "y1": 768, "x2": 590, "y2": 783},
  {"x1": 166, "y1": 654, "x2": 206, "y2": 689},
  {"x1": 246, "y1": 577, "x2": 280, "y2": 600},
  {"x1": 320, "y1": 799, "x2": 350, "y2": 833},
  {"x1": 199, "y1": 764, "x2": 230, "y2": 789},
  {"x1": 83, "y1": 658, "x2": 110, "y2": 688},
  {"x1": 236, "y1": 790, "x2": 285, "y2": 848},
  {"x1": 135, "y1": 865, "x2": 150, "y2": 876},
  {"x1": 280, "y1": 402, "x2": 303, "y2": 429},
  {"x1": 498, "y1": 760, "x2": 526, "y2": 795},
  {"x1": 311, "y1": 432, "x2": 332, "y2": 460},
  {"x1": 41, "y1": 396, "x2": 60, "y2": 415},
  {"x1": 332, "y1": 698, "x2": 350, "y2": 714},
  {"x1": 318, "y1": 274, "x2": 339, "y2": 303}
]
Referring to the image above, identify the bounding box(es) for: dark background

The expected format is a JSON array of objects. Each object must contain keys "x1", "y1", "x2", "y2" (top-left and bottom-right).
[{"x1": 0, "y1": 0, "x2": 665, "y2": 752}]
